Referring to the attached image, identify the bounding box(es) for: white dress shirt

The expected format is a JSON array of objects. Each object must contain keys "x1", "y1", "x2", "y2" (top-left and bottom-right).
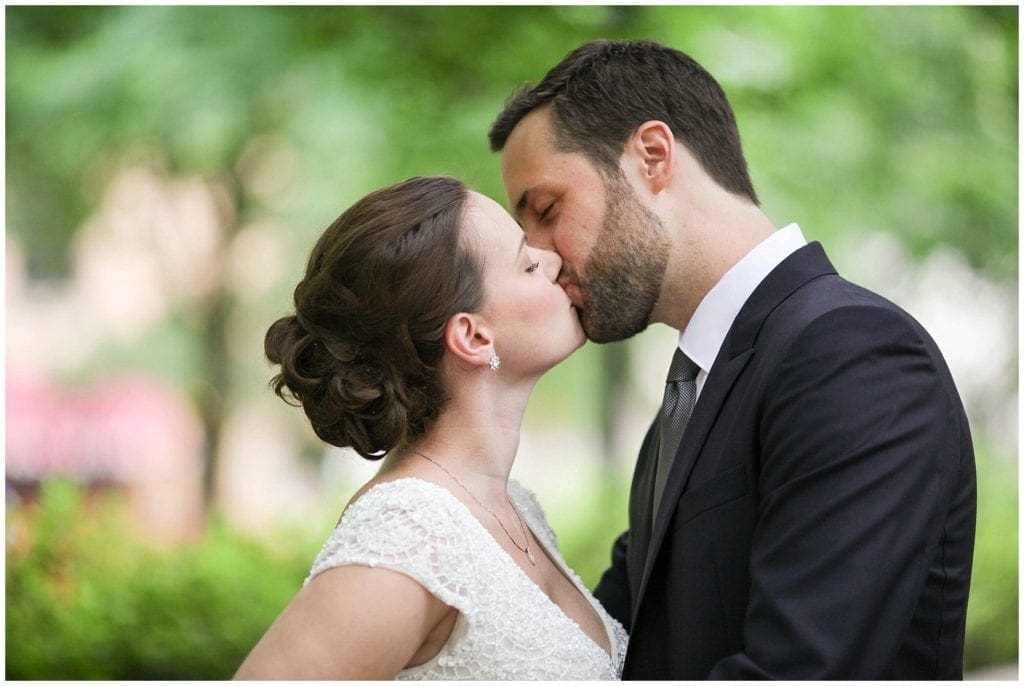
[{"x1": 680, "y1": 223, "x2": 808, "y2": 399}]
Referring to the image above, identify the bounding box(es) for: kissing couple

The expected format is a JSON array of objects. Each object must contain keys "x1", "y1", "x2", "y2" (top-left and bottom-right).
[{"x1": 235, "y1": 39, "x2": 976, "y2": 680}]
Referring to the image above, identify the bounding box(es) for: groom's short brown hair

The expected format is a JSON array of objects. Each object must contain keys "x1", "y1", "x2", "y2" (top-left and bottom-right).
[{"x1": 488, "y1": 39, "x2": 759, "y2": 205}]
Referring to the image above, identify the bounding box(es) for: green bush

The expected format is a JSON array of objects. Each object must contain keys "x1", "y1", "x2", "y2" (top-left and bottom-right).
[
  {"x1": 963, "y1": 447, "x2": 1018, "y2": 671},
  {"x1": 7, "y1": 448, "x2": 1017, "y2": 679},
  {"x1": 6, "y1": 480, "x2": 313, "y2": 680}
]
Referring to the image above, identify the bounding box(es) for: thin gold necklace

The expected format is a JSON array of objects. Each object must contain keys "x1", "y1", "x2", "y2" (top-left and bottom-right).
[{"x1": 405, "y1": 448, "x2": 536, "y2": 566}]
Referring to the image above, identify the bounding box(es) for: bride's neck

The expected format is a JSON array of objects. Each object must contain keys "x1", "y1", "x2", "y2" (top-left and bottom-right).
[{"x1": 396, "y1": 379, "x2": 533, "y2": 499}]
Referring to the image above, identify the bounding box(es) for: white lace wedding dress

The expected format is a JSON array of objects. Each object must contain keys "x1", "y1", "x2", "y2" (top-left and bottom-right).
[{"x1": 306, "y1": 477, "x2": 628, "y2": 680}]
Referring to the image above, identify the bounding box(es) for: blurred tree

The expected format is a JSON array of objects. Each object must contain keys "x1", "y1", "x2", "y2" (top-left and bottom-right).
[
  {"x1": 7, "y1": 2, "x2": 1016, "y2": 519},
  {"x1": 12, "y1": 6, "x2": 1013, "y2": 277}
]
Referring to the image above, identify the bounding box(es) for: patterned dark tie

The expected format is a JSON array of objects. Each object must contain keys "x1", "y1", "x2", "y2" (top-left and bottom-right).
[{"x1": 653, "y1": 348, "x2": 700, "y2": 519}]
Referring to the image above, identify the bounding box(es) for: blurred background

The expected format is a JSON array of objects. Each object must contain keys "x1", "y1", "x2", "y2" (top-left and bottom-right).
[{"x1": 5, "y1": 5, "x2": 1017, "y2": 679}]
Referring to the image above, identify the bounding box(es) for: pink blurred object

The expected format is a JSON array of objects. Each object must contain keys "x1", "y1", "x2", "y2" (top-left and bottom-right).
[
  {"x1": 6, "y1": 371, "x2": 205, "y2": 542},
  {"x1": 7, "y1": 372, "x2": 198, "y2": 481}
]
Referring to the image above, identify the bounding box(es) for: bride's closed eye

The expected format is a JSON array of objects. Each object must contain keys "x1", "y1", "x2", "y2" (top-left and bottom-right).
[{"x1": 525, "y1": 261, "x2": 541, "y2": 273}]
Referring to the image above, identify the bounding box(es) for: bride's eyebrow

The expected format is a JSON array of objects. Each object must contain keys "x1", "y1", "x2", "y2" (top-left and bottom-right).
[{"x1": 514, "y1": 234, "x2": 527, "y2": 262}]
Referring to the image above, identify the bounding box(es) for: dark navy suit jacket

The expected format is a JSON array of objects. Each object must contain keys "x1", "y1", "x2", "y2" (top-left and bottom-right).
[{"x1": 594, "y1": 242, "x2": 976, "y2": 679}]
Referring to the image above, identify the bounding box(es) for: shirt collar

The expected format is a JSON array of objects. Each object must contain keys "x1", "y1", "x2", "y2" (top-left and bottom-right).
[{"x1": 679, "y1": 223, "x2": 807, "y2": 373}]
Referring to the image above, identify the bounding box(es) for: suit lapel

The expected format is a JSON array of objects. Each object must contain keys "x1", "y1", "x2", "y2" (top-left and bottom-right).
[
  {"x1": 631, "y1": 242, "x2": 838, "y2": 623},
  {"x1": 628, "y1": 425, "x2": 660, "y2": 593},
  {"x1": 633, "y1": 347, "x2": 753, "y2": 620}
]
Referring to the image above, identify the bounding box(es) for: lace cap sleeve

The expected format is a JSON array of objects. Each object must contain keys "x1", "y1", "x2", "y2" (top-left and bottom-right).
[{"x1": 305, "y1": 478, "x2": 475, "y2": 613}]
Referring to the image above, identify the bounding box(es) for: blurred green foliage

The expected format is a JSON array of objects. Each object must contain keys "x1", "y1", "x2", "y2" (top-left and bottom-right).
[
  {"x1": 6, "y1": 480, "x2": 314, "y2": 679},
  {"x1": 6, "y1": 4, "x2": 1017, "y2": 445},
  {"x1": 8, "y1": 3, "x2": 1015, "y2": 448},
  {"x1": 5, "y1": 446, "x2": 1017, "y2": 678},
  {"x1": 963, "y1": 441, "x2": 1019, "y2": 671},
  {"x1": 7, "y1": 5, "x2": 1017, "y2": 278}
]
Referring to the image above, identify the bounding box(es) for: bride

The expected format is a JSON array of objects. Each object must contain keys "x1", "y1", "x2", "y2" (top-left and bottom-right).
[{"x1": 234, "y1": 176, "x2": 627, "y2": 679}]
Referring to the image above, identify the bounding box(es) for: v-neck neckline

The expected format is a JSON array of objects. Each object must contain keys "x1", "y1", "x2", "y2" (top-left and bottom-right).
[{"x1": 392, "y1": 476, "x2": 617, "y2": 662}]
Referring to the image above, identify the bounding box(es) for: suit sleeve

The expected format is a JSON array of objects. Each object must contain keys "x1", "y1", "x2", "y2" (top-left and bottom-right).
[
  {"x1": 594, "y1": 530, "x2": 631, "y2": 627},
  {"x1": 709, "y1": 305, "x2": 962, "y2": 679}
]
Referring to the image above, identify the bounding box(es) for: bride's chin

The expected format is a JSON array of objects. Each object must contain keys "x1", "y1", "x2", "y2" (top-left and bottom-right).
[
  {"x1": 542, "y1": 328, "x2": 589, "y2": 369},
  {"x1": 559, "y1": 335, "x2": 587, "y2": 363}
]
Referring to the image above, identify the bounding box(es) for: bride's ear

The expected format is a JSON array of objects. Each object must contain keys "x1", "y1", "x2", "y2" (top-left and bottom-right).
[{"x1": 444, "y1": 312, "x2": 494, "y2": 370}]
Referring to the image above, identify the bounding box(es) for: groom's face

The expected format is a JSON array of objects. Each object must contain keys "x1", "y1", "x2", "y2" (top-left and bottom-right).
[{"x1": 500, "y1": 107, "x2": 670, "y2": 343}]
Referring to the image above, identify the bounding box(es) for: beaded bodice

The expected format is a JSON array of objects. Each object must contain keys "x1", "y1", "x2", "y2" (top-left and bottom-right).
[{"x1": 306, "y1": 477, "x2": 628, "y2": 680}]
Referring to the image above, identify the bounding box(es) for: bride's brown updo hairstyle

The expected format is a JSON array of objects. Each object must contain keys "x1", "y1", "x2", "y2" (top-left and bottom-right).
[{"x1": 264, "y1": 176, "x2": 482, "y2": 459}]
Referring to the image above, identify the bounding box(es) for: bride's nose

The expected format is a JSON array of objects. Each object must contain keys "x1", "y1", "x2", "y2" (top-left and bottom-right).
[{"x1": 540, "y1": 248, "x2": 562, "y2": 282}]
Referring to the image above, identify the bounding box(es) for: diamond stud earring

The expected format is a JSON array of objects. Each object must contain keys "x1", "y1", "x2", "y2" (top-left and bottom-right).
[{"x1": 488, "y1": 353, "x2": 501, "y2": 372}]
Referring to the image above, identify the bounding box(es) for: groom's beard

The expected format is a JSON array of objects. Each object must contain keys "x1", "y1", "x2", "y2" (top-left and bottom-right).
[{"x1": 573, "y1": 175, "x2": 670, "y2": 344}]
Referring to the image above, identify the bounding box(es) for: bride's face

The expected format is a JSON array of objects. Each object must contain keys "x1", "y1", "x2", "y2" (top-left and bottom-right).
[{"x1": 464, "y1": 192, "x2": 586, "y2": 375}]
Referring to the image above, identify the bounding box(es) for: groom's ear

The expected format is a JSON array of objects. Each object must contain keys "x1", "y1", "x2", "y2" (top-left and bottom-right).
[
  {"x1": 443, "y1": 312, "x2": 494, "y2": 370},
  {"x1": 628, "y1": 120, "x2": 675, "y2": 195}
]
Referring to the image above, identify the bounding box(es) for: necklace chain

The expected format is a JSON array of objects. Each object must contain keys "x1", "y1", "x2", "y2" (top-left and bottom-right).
[{"x1": 405, "y1": 449, "x2": 536, "y2": 566}]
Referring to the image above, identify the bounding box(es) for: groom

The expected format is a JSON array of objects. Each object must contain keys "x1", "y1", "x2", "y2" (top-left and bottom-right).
[{"x1": 489, "y1": 40, "x2": 976, "y2": 679}]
